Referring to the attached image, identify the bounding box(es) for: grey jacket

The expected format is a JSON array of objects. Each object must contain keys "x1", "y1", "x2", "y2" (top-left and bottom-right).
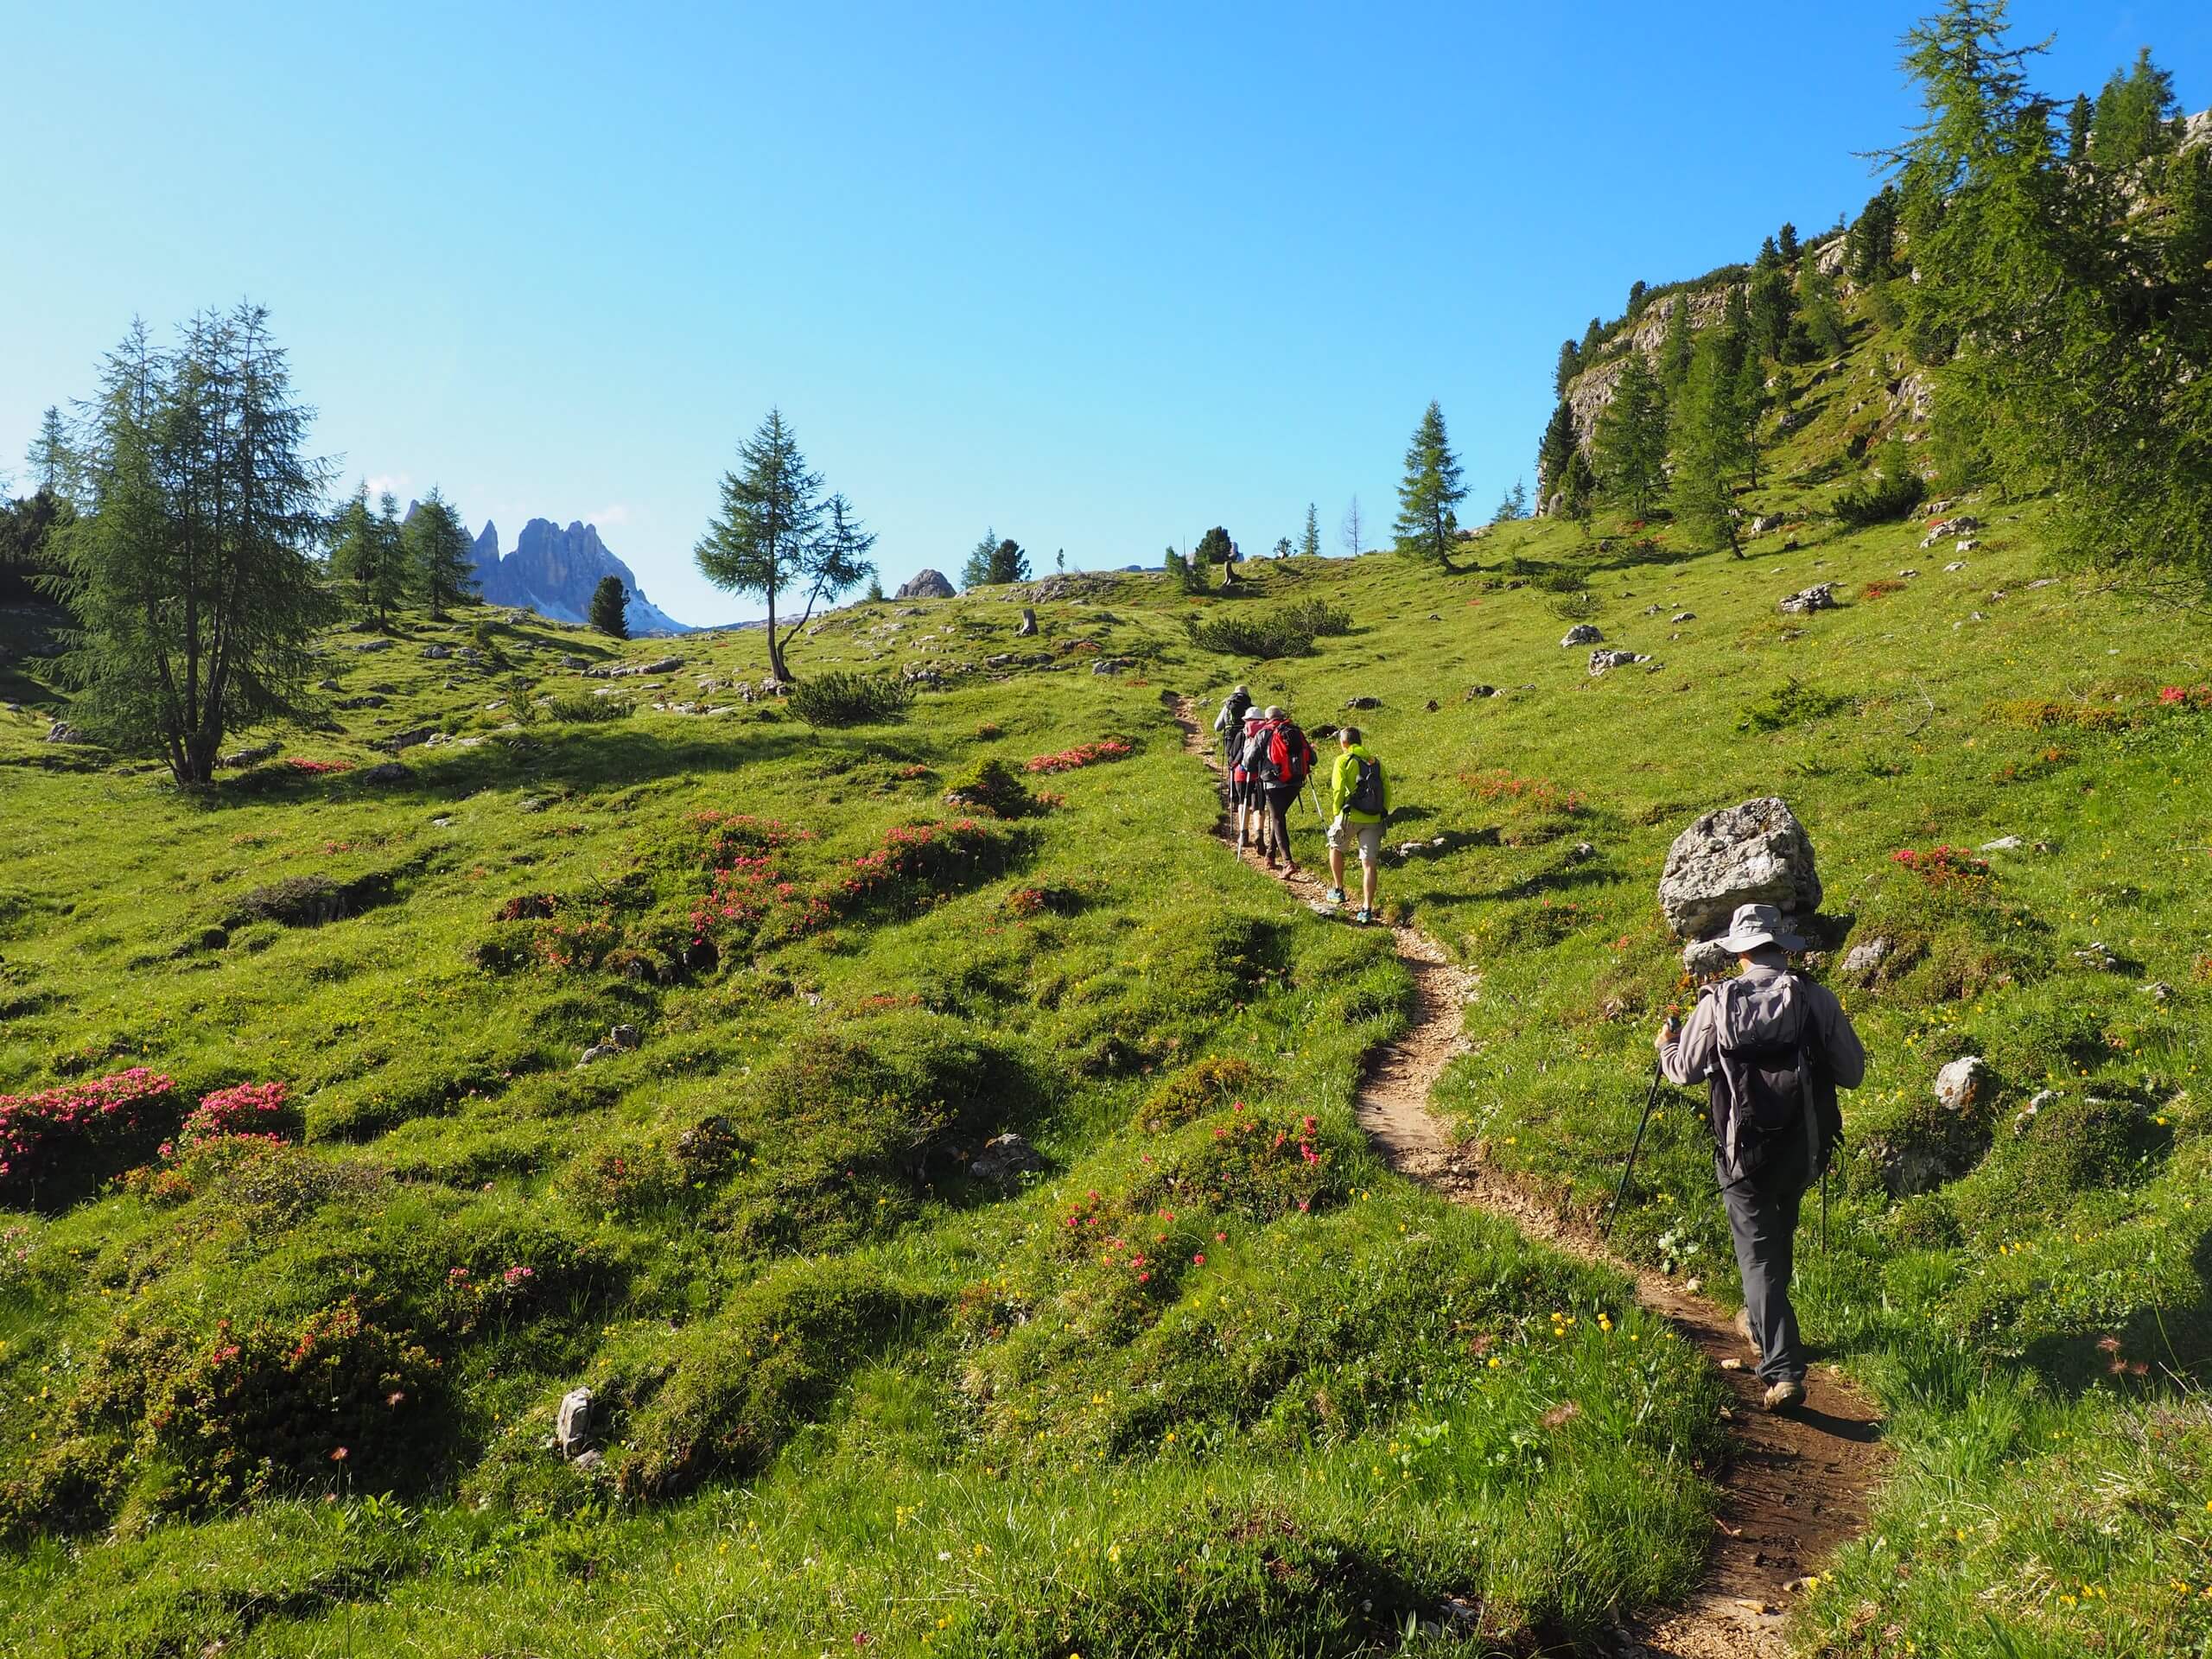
[{"x1": 1658, "y1": 957, "x2": 1866, "y2": 1174}]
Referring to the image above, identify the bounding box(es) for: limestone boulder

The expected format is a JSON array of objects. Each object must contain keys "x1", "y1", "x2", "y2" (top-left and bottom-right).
[{"x1": 1658, "y1": 797, "x2": 1821, "y2": 941}]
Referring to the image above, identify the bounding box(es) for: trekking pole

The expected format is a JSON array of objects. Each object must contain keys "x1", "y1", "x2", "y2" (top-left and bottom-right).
[
  {"x1": 1602, "y1": 1057, "x2": 1668, "y2": 1239},
  {"x1": 1821, "y1": 1164, "x2": 1831, "y2": 1255}
]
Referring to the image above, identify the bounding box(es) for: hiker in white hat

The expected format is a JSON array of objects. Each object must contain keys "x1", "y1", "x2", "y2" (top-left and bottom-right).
[{"x1": 1656, "y1": 901, "x2": 1866, "y2": 1411}]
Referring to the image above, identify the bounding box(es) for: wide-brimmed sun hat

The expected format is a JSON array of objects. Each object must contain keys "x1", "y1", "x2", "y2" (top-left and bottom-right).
[{"x1": 1714, "y1": 901, "x2": 1806, "y2": 954}]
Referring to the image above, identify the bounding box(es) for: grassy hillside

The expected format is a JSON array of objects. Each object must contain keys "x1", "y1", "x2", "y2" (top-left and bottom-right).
[{"x1": 4, "y1": 267, "x2": 2209, "y2": 1656}]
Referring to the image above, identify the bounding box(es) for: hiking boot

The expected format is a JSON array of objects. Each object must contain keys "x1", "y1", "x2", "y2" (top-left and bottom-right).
[
  {"x1": 1762, "y1": 1376, "x2": 1806, "y2": 1412},
  {"x1": 1354, "y1": 908, "x2": 1373, "y2": 925},
  {"x1": 1325, "y1": 887, "x2": 1346, "y2": 906},
  {"x1": 1733, "y1": 1306, "x2": 1762, "y2": 1360}
]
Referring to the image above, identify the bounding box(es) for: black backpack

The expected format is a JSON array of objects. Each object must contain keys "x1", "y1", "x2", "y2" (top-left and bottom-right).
[
  {"x1": 1346, "y1": 754, "x2": 1385, "y2": 817},
  {"x1": 1707, "y1": 976, "x2": 1841, "y2": 1179},
  {"x1": 1220, "y1": 690, "x2": 1251, "y2": 730}
]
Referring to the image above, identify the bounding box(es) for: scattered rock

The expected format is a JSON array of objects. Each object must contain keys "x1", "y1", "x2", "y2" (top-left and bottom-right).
[
  {"x1": 1342, "y1": 695, "x2": 1382, "y2": 709},
  {"x1": 1682, "y1": 938, "x2": 1738, "y2": 976},
  {"x1": 1670, "y1": 610, "x2": 1696, "y2": 622},
  {"x1": 608, "y1": 1023, "x2": 641, "y2": 1049},
  {"x1": 2023, "y1": 576, "x2": 2059, "y2": 590},
  {"x1": 556, "y1": 1387, "x2": 594, "y2": 1457},
  {"x1": 1560, "y1": 624, "x2": 1604, "y2": 648},
  {"x1": 1014, "y1": 607, "x2": 1038, "y2": 637},
  {"x1": 1944, "y1": 560, "x2": 1968, "y2": 573},
  {"x1": 352, "y1": 637, "x2": 395, "y2": 652},
  {"x1": 421, "y1": 644, "x2": 454, "y2": 660},
  {"x1": 357, "y1": 761, "x2": 411, "y2": 785},
  {"x1": 518, "y1": 797, "x2": 548, "y2": 814},
  {"x1": 571, "y1": 1448, "x2": 604, "y2": 1473},
  {"x1": 1777, "y1": 583, "x2": 1837, "y2": 615},
  {"x1": 1588, "y1": 649, "x2": 1649, "y2": 675},
  {"x1": 895, "y1": 568, "x2": 957, "y2": 601},
  {"x1": 640, "y1": 656, "x2": 681, "y2": 674},
  {"x1": 1897, "y1": 569, "x2": 1919, "y2": 579},
  {"x1": 2016, "y1": 1089, "x2": 2059, "y2": 1135},
  {"x1": 1658, "y1": 797, "x2": 1822, "y2": 941},
  {"x1": 44, "y1": 721, "x2": 89, "y2": 744},
  {"x1": 316, "y1": 677, "x2": 342, "y2": 691},
  {"x1": 1749, "y1": 513, "x2": 1784, "y2": 534},
  {"x1": 561, "y1": 654, "x2": 590, "y2": 670},
  {"x1": 578, "y1": 1043, "x2": 620, "y2": 1066},
  {"x1": 1955, "y1": 538, "x2": 1980, "y2": 554},
  {"x1": 2140, "y1": 981, "x2": 2175, "y2": 1003},
  {"x1": 2075, "y1": 941, "x2": 2120, "y2": 971},
  {"x1": 1921, "y1": 515, "x2": 1981, "y2": 547},
  {"x1": 1090, "y1": 658, "x2": 1132, "y2": 676},
  {"x1": 1936, "y1": 1055, "x2": 1993, "y2": 1113},
  {"x1": 1840, "y1": 937, "x2": 1892, "y2": 977},
  {"x1": 1464, "y1": 684, "x2": 1499, "y2": 700},
  {"x1": 1979, "y1": 835, "x2": 2023, "y2": 852},
  {"x1": 969, "y1": 1133, "x2": 1046, "y2": 1182}
]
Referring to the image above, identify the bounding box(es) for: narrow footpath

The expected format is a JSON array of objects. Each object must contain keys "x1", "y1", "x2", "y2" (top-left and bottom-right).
[{"x1": 1173, "y1": 697, "x2": 1888, "y2": 1659}]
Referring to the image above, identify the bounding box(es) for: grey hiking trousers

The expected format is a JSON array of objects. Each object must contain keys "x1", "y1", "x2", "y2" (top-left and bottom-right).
[{"x1": 1719, "y1": 1128, "x2": 1812, "y2": 1386}]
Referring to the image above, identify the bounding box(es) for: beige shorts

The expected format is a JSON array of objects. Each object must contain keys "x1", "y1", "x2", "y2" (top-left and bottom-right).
[{"x1": 1327, "y1": 816, "x2": 1382, "y2": 864}]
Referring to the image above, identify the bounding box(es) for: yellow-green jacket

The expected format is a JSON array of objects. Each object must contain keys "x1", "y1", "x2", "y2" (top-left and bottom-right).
[{"x1": 1327, "y1": 745, "x2": 1389, "y2": 823}]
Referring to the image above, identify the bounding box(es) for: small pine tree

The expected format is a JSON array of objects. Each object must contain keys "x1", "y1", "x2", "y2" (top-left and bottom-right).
[
  {"x1": 405, "y1": 486, "x2": 476, "y2": 620},
  {"x1": 2164, "y1": 147, "x2": 2212, "y2": 282},
  {"x1": 2065, "y1": 92, "x2": 2092, "y2": 158},
  {"x1": 1749, "y1": 261, "x2": 1796, "y2": 363},
  {"x1": 1592, "y1": 353, "x2": 1668, "y2": 518},
  {"x1": 2090, "y1": 47, "x2": 2177, "y2": 167},
  {"x1": 1559, "y1": 448, "x2": 1597, "y2": 529},
  {"x1": 1300, "y1": 502, "x2": 1320, "y2": 559},
  {"x1": 986, "y1": 538, "x2": 1029, "y2": 584},
  {"x1": 1777, "y1": 221, "x2": 1801, "y2": 263},
  {"x1": 1271, "y1": 537, "x2": 1292, "y2": 558},
  {"x1": 1392, "y1": 401, "x2": 1467, "y2": 571},
  {"x1": 1627, "y1": 278, "x2": 1649, "y2": 316},
  {"x1": 26, "y1": 406, "x2": 74, "y2": 498},
  {"x1": 1536, "y1": 401, "x2": 1579, "y2": 507},
  {"x1": 1193, "y1": 526, "x2": 1234, "y2": 575},
  {"x1": 1659, "y1": 297, "x2": 1694, "y2": 392},
  {"x1": 1733, "y1": 347, "x2": 1770, "y2": 489},
  {"x1": 1797, "y1": 263, "x2": 1849, "y2": 359},
  {"x1": 588, "y1": 575, "x2": 629, "y2": 638},
  {"x1": 328, "y1": 485, "x2": 409, "y2": 627},
  {"x1": 1578, "y1": 316, "x2": 1605, "y2": 361},
  {"x1": 1554, "y1": 338, "x2": 1581, "y2": 396},
  {"x1": 864, "y1": 571, "x2": 885, "y2": 603},
  {"x1": 1339, "y1": 496, "x2": 1363, "y2": 556},
  {"x1": 1755, "y1": 235, "x2": 1783, "y2": 274},
  {"x1": 1670, "y1": 334, "x2": 1748, "y2": 556},
  {"x1": 961, "y1": 527, "x2": 1001, "y2": 590}
]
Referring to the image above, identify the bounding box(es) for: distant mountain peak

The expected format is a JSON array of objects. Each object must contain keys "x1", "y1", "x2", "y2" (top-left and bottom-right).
[{"x1": 466, "y1": 517, "x2": 690, "y2": 635}]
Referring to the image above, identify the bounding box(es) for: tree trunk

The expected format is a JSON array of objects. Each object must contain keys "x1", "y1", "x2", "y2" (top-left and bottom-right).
[{"x1": 765, "y1": 584, "x2": 785, "y2": 683}]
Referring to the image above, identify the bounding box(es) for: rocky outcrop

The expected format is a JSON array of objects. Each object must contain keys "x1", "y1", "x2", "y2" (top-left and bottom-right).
[
  {"x1": 469, "y1": 518, "x2": 690, "y2": 635},
  {"x1": 1658, "y1": 798, "x2": 1822, "y2": 942},
  {"x1": 896, "y1": 569, "x2": 957, "y2": 601}
]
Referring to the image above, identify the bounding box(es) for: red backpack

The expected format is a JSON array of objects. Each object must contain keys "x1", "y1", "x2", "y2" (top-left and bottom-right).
[{"x1": 1262, "y1": 721, "x2": 1314, "y2": 786}]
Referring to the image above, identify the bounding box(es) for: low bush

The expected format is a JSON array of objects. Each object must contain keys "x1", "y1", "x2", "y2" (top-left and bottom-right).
[
  {"x1": 1137, "y1": 1103, "x2": 1344, "y2": 1221},
  {"x1": 230, "y1": 875, "x2": 348, "y2": 926},
  {"x1": 1831, "y1": 442, "x2": 1923, "y2": 525},
  {"x1": 0, "y1": 1068, "x2": 178, "y2": 1205},
  {"x1": 543, "y1": 692, "x2": 632, "y2": 722},
  {"x1": 942, "y1": 757, "x2": 1037, "y2": 817},
  {"x1": 1025, "y1": 738, "x2": 1133, "y2": 774},
  {"x1": 1139, "y1": 1056, "x2": 1259, "y2": 1132},
  {"x1": 1738, "y1": 677, "x2": 1855, "y2": 732},
  {"x1": 1185, "y1": 613, "x2": 1317, "y2": 659},
  {"x1": 1277, "y1": 596, "x2": 1352, "y2": 637},
  {"x1": 786, "y1": 671, "x2": 915, "y2": 728}
]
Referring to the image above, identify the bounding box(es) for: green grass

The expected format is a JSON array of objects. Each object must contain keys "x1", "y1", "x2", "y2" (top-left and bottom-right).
[
  {"x1": 0, "y1": 594, "x2": 1723, "y2": 1654},
  {"x1": 5, "y1": 277, "x2": 2212, "y2": 1655}
]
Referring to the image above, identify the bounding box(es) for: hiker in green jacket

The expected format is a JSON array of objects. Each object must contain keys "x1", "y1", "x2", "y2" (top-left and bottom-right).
[{"x1": 1325, "y1": 727, "x2": 1389, "y2": 924}]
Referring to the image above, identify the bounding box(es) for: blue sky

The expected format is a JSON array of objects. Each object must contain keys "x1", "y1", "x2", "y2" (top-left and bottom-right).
[{"x1": 6, "y1": 2, "x2": 2206, "y2": 625}]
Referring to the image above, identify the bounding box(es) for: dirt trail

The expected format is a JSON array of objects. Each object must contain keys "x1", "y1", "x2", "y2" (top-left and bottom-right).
[{"x1": 1174, "y1": 697, "x2": 1887, "y2": 1658}]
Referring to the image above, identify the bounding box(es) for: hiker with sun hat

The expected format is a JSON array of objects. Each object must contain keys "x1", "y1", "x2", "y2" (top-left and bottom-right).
[{"x1": 1656, "y1": 901, "x2": 1866, "y2": 1411}]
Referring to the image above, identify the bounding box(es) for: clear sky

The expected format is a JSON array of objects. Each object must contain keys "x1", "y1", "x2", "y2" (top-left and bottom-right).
[{"x1": 6, "y1": 2, "x2": 2206, "y2": 625}]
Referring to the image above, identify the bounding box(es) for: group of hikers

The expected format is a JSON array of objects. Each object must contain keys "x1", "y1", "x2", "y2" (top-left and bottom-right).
[
  {"x1": 1205, "y1": 681, "x2": 1870, "y2": 1415},
  {"x1": 1211, "y1": 684, "x2": 1389, "y2": 924}
]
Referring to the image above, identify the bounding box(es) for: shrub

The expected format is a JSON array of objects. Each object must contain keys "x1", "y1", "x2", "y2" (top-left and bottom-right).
[
  {"x1": 543, "y1": 692, "x2": 632, "y2": 722},
  {"x1": 1859, "y1": 577, "x2": 1910, "y2": 601},
  {"x1": 1832, "y1": 442, "x2": 1923, "y2": 525},
  {"x1": 1277, "y1": 597, "x2": 1352, "y2": 637},
  {"x1": 1137, "y1": 1103, "x2": 1345, "y2": 1222},
  {"x1": 0, "y1": 1069, "x2": 178, "y2": 1203},
  {"x1": 1139, "y1": 1056, "x2": 1259, "y2": 1132},
  {"x1": 1185, "y1": 613, "x2": 1316, "y2": 659},
  {"x1": 613, "y1": 1260, "x2": 916, "y2": 1499},
  {"x1": 943, "y1": 758, "x2": 1038, "y2": 818},
  {"x1": 1738, "y1": 677, "x2": 1855, "y2": 732},
  {"x1": 831, "y1": 818, "x2": 1020, "y2": 919},
  {"x1": 176, "y1": 1082, "x2": 301, "y2": 1151},
  {"x1": 230, "y1": 874, "x2": 347, "y2": 926},
  {"x1": 1025, "y1": 738, "x2": 1133, "y2": 774},
  {"x1": 786, "y1": 671, "x2": 916, "y2": 728}
]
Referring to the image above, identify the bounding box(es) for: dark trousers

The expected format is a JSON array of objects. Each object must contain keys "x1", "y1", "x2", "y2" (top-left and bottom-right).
[
  {"x1": 1261, "y1": 786, "x2": 1299, "y2": 863},
  {"x1": 1718, "y1": 1129, "x2": 1811, "y2": 1384}
]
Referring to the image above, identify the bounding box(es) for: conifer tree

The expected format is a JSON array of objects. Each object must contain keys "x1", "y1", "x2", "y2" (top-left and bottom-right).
[
  {"x1": 2090, "y1": 47, "x2": 2177, "y2": 166},
  {"x1": 1797, "y1": 264, "x2": 1850, "y2": 359},
  {"x1": 1659, "y1": 297, "x2": 1694, "y2": 392},
  {"x1": 1300, "y1": 502, "x2": 1320, "y2": 559},
  {"x1": 1578, "y1": 316, "x2": 1605, "y2": 360},
  {"x1": 1627, "y1": 279, "x2": 1649, "y2": 317},
  {"x1": 588, "y1": 575, "x2": 628, "y2": 638},
  {"x1": 1669, "y1": 334, "x2": 1747, "y2": 556},
  {"x1": 1733, "y1": 348, "x2": 1770, "y2": 489},
  {"x1": 1592, "y1": 354, "x2": 1668, "y2": 518},
  {"x1": 329, "y1": 486, "x2": 409, "y2": 627},
  {"x1": 1749, "y1": 261, "x2": 1796, "y2": 363},
  {"x1": 1339, "y1": 495, "x2": 1363, "y2": 556},
  {"x1": 404, "y1": 486, "x2": 476, "y2": 620},
  {"x1": 1778, "y1": 221, "x2": 1801, "y2": 263},
  {"x1": 1559, "y1": 449, "x2": 1597, "y2": 529},
  {"x1": 1536, "y1": 400, "x2": 1579, "y2": 506},
  {"x1": 2065, "y1": 93, "x2": 2092, "y2": 158},
  {"x1": 1392, "y1": 401, "x2": 1467, "y2": 571},
  {"x1": 51, "y1": 305, "x2": 335, "y2": 787},
  {"x1": 26, "y1": 406, "x2": 73, "y2": 498},
  {"x1": 696, "y1": 409, "x2": 871, "y2": 682},
  {"x1": 961, "y1": 528, "x2": 1001, "y2": 590},
  {"x1": 1755, "y1": 236, "x2": 1783, "y2": 274},
  {"x1": 1554, "y1": 338, "x2": 1581, "y2": 396}
]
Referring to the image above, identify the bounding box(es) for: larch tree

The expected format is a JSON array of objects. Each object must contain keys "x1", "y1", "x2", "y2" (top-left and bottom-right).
[
  {"x1": 329, "y1": 486, "x2": 409, "y2": 627},
  {"x1": 27, "y1": 406, "x2": 74, "y2": 498},
  {"x1": 50, "y1": 305, "x2": 335, "y2": 787},
  {"x1": 1670, "y1": 334, "x2": 1749, "y2": 557},
  {"x1": 1592, "y1": 353, "x2": 1669, "y2": 518},
  {"x1": 1392, "y1": 400, "x2": 1467, "y2": 572},
  {"x1": 695, "y1": 409, "x2": 872, "y2": 683},
  {"x1": 1300, "y1": 502, "x2": 1320, "y2": 559},
  {"x1": 1339, "y1": 495, "x2": 1363, "y2": 556},
  {"x1": 405, "y1": 486, "x2": 476, "y2": 620}
]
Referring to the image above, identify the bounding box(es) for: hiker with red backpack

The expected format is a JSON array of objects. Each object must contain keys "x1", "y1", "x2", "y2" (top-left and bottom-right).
[
  {"x1": 1228, "y1": 707, "x2": 1268, "y2": 851},
  {"x1": 1240, "y1": 705, "x2": 1315, "y2": 874},
  {"x1": 1324, "y1": 727, "x2": 1389, "y2": 923},
  {"x1": 1656, "y1": 903, "x2": 1866, "y2": 1411}
]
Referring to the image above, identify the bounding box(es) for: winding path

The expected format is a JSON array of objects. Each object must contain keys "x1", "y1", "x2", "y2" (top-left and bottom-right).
[{"x1": 1174, "y1": 697, "x2": 1887, "y2": 1658}]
